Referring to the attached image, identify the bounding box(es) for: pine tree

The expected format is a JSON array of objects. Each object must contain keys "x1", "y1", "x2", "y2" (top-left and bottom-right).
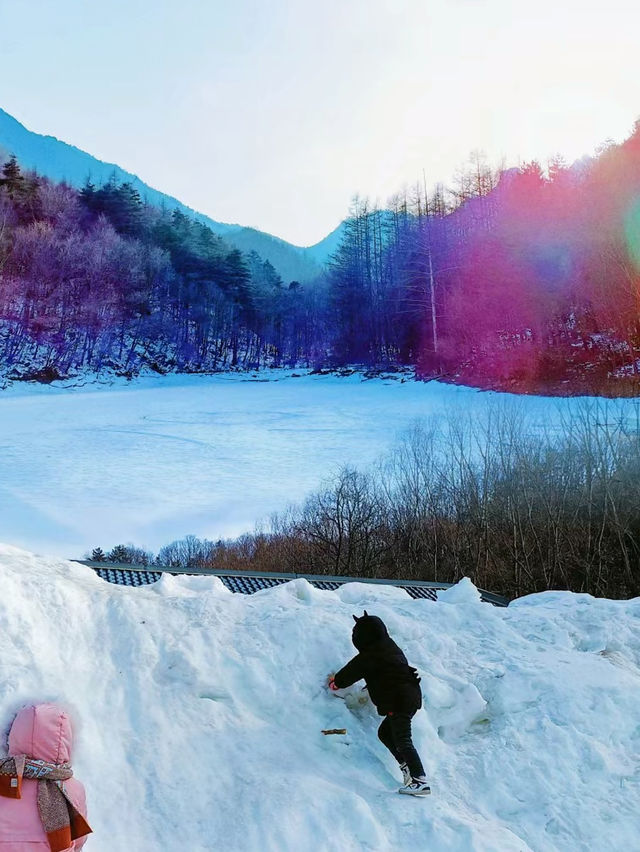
[
  {"x1": 79, "y1": 178, "x2": 96, "y2": 212},
  {"x1": 222, "y1": 249, "x2": 253, "y2": 366},
  {"x1": 0, "y1": 155, "x2": 24, "y2": 196},
  {"x1": 108, "y1": 544, "x2": 131, "y2": 564},
  {"x1": 91, "y1": 547, "x2": 106, "y2": 562}
]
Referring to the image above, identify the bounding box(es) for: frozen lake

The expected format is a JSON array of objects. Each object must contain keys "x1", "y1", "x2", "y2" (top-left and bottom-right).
[{"x1": 0, "y1": 370, "x2": 636, "y2": 558}]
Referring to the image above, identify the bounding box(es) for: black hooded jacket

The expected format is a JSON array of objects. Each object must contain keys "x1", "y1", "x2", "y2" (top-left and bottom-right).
[{"x1": 333, "y1": 614, "x2": 422, "y2": 716}]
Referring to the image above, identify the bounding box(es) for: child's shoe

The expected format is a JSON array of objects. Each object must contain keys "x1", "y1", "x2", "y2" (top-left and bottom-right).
[
  {"x1": 398, "y1": 776, "x2": 431, "y2": 796},
  {"x1": 399, "y1": 762, "x2": 411, "y2": 786}
]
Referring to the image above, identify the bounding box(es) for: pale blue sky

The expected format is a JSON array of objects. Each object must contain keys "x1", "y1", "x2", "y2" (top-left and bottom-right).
[{"x1": 1, "y1": 0, "x2": 639, "y2": 245}]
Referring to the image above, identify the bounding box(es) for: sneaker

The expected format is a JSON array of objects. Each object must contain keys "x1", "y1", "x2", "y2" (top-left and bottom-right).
[
  {"x1": 399, "y1": 776, "x2": 431, "y2": 797},
  {"x1": 399, "y1": 762, "x2": 411, "y2": 786}
]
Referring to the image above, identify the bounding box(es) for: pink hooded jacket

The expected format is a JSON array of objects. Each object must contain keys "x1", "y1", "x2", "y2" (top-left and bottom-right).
[{"x1": 0, "y1": 704, "x2": 88, "y2": 851}]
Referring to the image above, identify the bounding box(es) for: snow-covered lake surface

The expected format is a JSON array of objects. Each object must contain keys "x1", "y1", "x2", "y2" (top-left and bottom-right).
[
  {"x1": 1, "y1": 544, "x2": 639, "y2": 851},
  {"x1": 0, "y1": 370, "x2": 637, "y2": 558}
]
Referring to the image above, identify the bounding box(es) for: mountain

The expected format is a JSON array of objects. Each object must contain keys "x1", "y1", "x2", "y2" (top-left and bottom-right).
[
  {"x1": 216, "y1": 226, "x2": 327, "y2": 283},
  {"x1": 0, "y1": 108, "x2": 338, "y2": 281},
  {"x1": 303, "y1": 222, "x2": 347, "y2": 264}
]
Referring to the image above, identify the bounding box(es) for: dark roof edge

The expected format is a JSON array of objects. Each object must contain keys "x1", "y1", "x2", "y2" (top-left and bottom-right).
[{"x1": 71, "y1": 560, "x2": 508, "y2": 606}]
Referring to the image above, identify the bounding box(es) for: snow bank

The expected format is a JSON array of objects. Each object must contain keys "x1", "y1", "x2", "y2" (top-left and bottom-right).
[
  {"x1": 437, "y1": 576, "x2": 483, "y2": 604},
  {"x1": 0, "y1": 544, "x2": 638, "y2": 851}
]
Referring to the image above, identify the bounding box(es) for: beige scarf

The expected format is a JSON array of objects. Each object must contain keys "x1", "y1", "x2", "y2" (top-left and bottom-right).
[{"x1": 0, "y1": 755, "x2": 92, "y2": 852}]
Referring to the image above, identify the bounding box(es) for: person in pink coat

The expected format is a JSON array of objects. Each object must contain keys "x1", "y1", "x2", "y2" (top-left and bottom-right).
[{"x1": 0, "y1": 703, "x2": 91, "y2": 851}]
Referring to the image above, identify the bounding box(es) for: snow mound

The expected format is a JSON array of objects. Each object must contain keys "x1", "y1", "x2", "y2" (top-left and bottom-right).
[
  {"x1": 437, "y1": 577, "x2": 483, "y2": 604},
  {"x1": 0, "y1": 544, "x2": 639, "y2": 851},
  {"x1": 153, "y1": 571, "x2": 231, "y2": 597}
]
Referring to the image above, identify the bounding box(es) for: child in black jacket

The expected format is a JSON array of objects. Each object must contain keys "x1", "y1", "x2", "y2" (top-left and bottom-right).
[{"x1": 328, "y1": 611, "x2": 430, "y2": 796}]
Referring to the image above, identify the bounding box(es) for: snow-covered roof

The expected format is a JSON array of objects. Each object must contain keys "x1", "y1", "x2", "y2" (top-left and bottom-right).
[{"x1": 75, "y1": 561, "x2": 508, "y2": 605}]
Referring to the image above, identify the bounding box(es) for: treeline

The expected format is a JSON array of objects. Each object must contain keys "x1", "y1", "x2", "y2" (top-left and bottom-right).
[
  {"x1": 94, "y1": 401, "x2": 640, "y2": 600},
  {"x1": 0, "y1": 156, "x2": 326, "y2": 380},
  {"x1": 3, "y1": 120, "x2": 640, "y2": 391},
  {"x1": 329, "y1": 132, "x2": 640, "y2": 392}
]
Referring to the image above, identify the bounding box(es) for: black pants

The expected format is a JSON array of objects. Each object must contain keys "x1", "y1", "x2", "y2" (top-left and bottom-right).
[{"x1": 377, "y1": 712, "x2": 425, "y2": 779}]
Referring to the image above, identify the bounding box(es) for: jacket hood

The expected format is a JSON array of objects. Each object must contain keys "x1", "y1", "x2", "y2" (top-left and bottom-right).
[
  {"x1": 8, "y1": 703, "x2": 74, "y2": 765},
  {"x1": 352, "y1": 613, "x2": 389, "y2": 650}
]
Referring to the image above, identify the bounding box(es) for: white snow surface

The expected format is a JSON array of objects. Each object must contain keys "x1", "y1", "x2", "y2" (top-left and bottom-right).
[
  {"x1": 1, "y1": 544, "x2": 639, "y2": 851},
  {"x1": 1, "y1": 370, "x2": 638, "y2": 558}
]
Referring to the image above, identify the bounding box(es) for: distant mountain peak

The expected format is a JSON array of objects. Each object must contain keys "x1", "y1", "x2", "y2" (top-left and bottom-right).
[{"x1": 0, "y1": 107, "x2": 339, "y2": 281}]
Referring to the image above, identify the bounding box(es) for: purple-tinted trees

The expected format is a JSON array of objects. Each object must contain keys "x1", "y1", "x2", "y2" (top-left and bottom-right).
[
  {"x1": 3, "y1": 123, "x2": 640, "y2": 393},
  {"x1": 0, "y1": 158, "x2": 323, "y2": 379}
]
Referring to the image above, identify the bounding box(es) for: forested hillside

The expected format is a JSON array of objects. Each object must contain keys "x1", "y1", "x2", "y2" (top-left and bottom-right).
[
  {"x1": 330, "y1": 127, "x2": 640, "y2": 393},
  {"x1": 0, "y1": 108, "x2": 325, "y2": 282},
  {"x1": 0, "y1": 159, "x2": 326, "y2": 380},
  {"x1": 2, "y1": 120, "x2": 640, "y2": 391}
]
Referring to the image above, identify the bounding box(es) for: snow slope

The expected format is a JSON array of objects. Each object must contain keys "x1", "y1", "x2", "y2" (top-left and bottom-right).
[{"x1": 1, "y1": 544, "x2": 638, "y2": 851}]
